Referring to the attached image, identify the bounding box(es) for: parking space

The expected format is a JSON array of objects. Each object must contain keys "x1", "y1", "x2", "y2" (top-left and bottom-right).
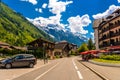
[{"x1": 0, "y1": 60, "x2": 45, "y2": 80}]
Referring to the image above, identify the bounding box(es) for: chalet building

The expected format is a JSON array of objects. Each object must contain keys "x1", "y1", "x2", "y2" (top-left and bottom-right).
[
  {"x1": 70, "y1": 43, "x2": 78, "y2": 54},
  {"x1": 27, "y1": 38, "x2": 78, "y2": 59},
  {"x1": 27, "y1": 38, "x2": 55, "y2": 59},
  {"x1": 0, "y1": 41, "x2": 11, "y2": 50},
  {"x1": 93, "y1": 9, "x2": 120, "y2": 49},
  {"x1": 53, "y1": 41, "x2": 77, "y2": 57}
]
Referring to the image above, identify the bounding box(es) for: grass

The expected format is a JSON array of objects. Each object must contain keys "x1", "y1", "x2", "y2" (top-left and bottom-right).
[{"x1": 93, "y1": 58, "x2": 120, "y2": 64}]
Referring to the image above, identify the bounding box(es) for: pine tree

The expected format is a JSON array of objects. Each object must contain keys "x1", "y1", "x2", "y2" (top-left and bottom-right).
[{"x1": 87, "y1": 38, "x2": 95, "y2": 50}]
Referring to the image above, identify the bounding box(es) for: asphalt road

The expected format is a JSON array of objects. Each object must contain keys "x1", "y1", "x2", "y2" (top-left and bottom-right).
[
  {"x1": 12, "y1": 57, "x2": 103, "y2": 80},
  {"x1": 1, "y1": 56, "x2": 120, "y2": 80}
]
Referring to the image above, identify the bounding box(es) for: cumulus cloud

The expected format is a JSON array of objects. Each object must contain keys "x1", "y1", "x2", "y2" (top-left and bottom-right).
[
  {"x1": 35, "y1": 8, "x2": 42, "y2": 13},
  {"x1": 48, "y1": 0, "x2": 73, "y2": 15},
  {"x1": 20, "y1": 0, "x2": 37, "y2": 5},
  {"x1": 67, "y1": 14, "x2": 91, "y2": 34},
  {"x1": 42, "y1": 3, "x2": 47, "y2": 8},
  {"x1": 118, "y1": 0, "x2": 120, "y2": 3},
  {"x1": 27, "y1": 17, "x2": 65, "y2": 30},
  {"x1": 93, "y1": 5, "x2": 120, "y2": 19},
  {"x1": 28, "y1": 0, "x2": 73, "y2": 30}
]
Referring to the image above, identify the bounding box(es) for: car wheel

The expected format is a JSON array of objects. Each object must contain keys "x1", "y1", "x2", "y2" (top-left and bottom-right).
[
  {"x1": 5, "y1": 64, "x2": 12, "y2": 69},
  {"x1": 29, "y1": 63, "x2": 34, "y2": 68}
]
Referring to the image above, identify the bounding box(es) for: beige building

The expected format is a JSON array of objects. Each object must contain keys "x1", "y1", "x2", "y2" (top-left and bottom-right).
[
  {"x1": 93, "y1": 9, "x2": 120, "y2": 49},
  {"x1": 53, "y1": 41, "x2": 77, "y2": 57}
]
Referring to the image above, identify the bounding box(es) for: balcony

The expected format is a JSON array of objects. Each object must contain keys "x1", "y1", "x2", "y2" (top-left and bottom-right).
[
  {"x1": 114, "y1": 41, "x2": 120, "y2": 46},
  {"x1": 99, "y1": 43, "x2": 110, "y2": 48},
  {"x1": 99, "y1": 41, "x2": 120, "y2": 48},
  {"x1": 99, "y1": 35, "x2": 110, "y2": 41},
  {"x1": 109, "y1": 20, "x2": 120, "y2": 30},
  {"x1": 110, "y1": 32, "x2": 120, "y2": 38},
  {"x1": 102, "y1": 27, "x2": 109, "y2": 33}
]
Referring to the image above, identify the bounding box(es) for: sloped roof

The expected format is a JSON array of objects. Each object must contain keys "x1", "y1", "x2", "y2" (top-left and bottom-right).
[
  {"x1": 27, "y1": 37, "x2": 54, "y2": 45},
  {"x1": 54, "y1": 41, "x2": 68, "y2": 50},
  {"x1": 0, "y1": 41, "x2": 10, "y2": 46}
]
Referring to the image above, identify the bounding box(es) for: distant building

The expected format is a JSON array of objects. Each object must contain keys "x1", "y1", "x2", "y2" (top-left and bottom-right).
[
  {"x1": 93, "y1": 9, "x2": 120, "y2": 49},
  {"x1": 27, "y1": 38, "x2": 55, "y2": 59},
  {"x1": 27, "y1": 38, "x2": 78, "y2": 59},
  {"x1": 0, "y1": 41, "x2": 11, "y2": 50},
  {"x1": 53, "y1": 41, "x2": 77, "y2": 57}
]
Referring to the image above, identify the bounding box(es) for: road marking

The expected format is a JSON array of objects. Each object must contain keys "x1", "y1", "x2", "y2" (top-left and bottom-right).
[
  {"x1": 72, "y1": 59, "x2": 76, "y2": 66},
  {"x1": 72, "y1": 58, "x2": 83, "y2": 80},
  {"x1": 75, "y1": 65, "x2": 78, "y2": 70},
  {"x1": 77, "y1": 71, "x2": 83, "y2": 80},
  {"x1": 10, "y1": 61, "x2": 52, "y2": 80},
  {"x1": 34, "y1": 62, "x2": 60, "y2": 80}
]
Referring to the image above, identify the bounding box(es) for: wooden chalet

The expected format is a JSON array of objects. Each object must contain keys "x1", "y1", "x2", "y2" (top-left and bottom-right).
[
  {"x1": 0, "y1": 41, "x2": 12, "y2": 50},
  {"x1": 53, "y1": 41, "x2": 73, "y2": 57},
  {"x1": 27, "y1": 38, "x2": 55, "y2": 59},
  {"x1": 70, "y1": 43, "x2": 78, "y2": 54}
]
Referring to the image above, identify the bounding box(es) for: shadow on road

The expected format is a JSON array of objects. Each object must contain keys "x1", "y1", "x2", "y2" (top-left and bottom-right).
[{"x1": 0, "y1": 66, "x2": 34, "y2": 70}]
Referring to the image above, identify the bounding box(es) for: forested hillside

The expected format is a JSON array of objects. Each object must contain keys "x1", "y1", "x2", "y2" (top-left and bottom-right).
[{"x1": 0, "y1": 2, "x2": 53, "y2": 46}]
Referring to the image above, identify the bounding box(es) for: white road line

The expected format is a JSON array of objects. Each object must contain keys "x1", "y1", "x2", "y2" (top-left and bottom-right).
[
  {"x1": 77, "y1": 71, "x2": 83, "y2": 80},
  {"x1": 72, "y1": 59, "x2": 76, "y2": 66},
  {"x1": 75, "y1": 65, "x2": 78, "y2": 70},
  {"x1": 10, "y1": 61, "x2": 52, "y2": 80},
  {"x1": 72, "y1": 58, "x2": 83, "y2": 80},
  {"x1": 34, "y1": 62, "x2": 60, "y2": 80}
]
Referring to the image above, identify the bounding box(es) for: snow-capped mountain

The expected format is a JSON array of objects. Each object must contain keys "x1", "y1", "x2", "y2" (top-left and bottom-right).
[
  {"x1": 27, "y1": 18, "x2": 88, "y2": 46},
  {"x1": 42, "y1": 24, "x2": 87, "y2": 46}
]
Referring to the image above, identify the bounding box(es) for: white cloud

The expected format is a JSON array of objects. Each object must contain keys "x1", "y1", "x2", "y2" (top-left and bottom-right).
[
  {"x1": 48, "y1": 0, "x2": 73, "y2": 15},
  {"x1": 67, "y1": 14, "x2": 91, "y2": 34},
  {"x1": 118, "y1": 0, "x2": 120, "y2": 3},
  {"x1": 93, "y1": 5, "x2": 120, "y2": 19},
  {"x1": 90, "y1": 32, "x2": 94, "y2": 39},
  {"x1": 20, "y1": 0, "x2": 37, "y2": 5},
  {"x1": 27, "y1": 0, "x2": 73, "y2": 32},
  {"x1": 35, "y1": 8, "x2": 42, "y2": 13},
  {"x1": 90, "y1": 32, "x2": 94, "y2": 42},
  {"x1": 42, "y1": 3, "x2": 47, "y2": 8},
  {"x1": 27, "y1": 16, "x2": 66, "y2": 31}
]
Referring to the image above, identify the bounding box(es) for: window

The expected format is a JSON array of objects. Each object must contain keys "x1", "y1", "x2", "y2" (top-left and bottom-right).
[
  {"x1": 15, "y1": 55, "x2": 24, "y2": 60},
  {"x1": 116, "y1": 38, "x2": 118, "y2": 42}
]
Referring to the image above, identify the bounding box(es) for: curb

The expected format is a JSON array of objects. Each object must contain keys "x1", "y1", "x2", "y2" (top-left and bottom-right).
[{"x1": 89, "y1": 60, "x2": 120, "y2": 67}]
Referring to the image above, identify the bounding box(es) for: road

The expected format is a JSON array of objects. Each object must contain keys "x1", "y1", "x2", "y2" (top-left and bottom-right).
[
  {"x1": 0, "y1": 56, "x2": 120, "y2": 80},
  {"x1": 12, "y1": 57, "x2": 102, "y2": 80}
]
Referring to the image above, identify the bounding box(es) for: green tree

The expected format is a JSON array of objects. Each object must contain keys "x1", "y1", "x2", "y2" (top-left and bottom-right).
[
  {"x1": 87, "y1": 38, "x2": 95, "y2": 50},
  {"x1": 78, "y1": 43, "x2": 88, "y2": 52}
]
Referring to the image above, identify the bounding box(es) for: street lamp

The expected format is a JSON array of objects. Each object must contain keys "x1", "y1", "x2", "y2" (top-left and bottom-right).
[{"x1": 43, "y1": 43, "x2": 46, "y2": 64}]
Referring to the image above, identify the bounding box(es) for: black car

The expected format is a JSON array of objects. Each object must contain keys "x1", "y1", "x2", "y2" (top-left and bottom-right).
[{"x1": 0, "y1": 54, "x2": 37, "y2": 69}]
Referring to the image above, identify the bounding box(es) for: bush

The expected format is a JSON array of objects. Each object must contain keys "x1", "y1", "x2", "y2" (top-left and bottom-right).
[
  {"x1": 100, "y1": 54, "x2": 120, "y2": 61},
  {"x1": 55, "y1": 55, "x2": 60, "y2": 58}
]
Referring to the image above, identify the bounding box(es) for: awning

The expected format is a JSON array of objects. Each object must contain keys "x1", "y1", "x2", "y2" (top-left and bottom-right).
[
  {"x1": 80, "y1": 50, "x2": 99, "y2": 55},
  {"x1": 80, "y1": 51, "x2": 90, "y2": 54}
]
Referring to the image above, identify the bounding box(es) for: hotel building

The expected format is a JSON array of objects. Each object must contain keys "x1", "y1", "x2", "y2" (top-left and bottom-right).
[{"x1": 93, "y1": 9, "x2": 120, "y2": 50}]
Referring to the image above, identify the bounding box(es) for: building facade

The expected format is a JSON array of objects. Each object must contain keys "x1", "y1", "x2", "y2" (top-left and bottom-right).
[
  {"x1": 27, "y1": 39, "x2": 78, "y2": 59},
  {"x1": 93, "y1": 9, "x2": 120, "y2": 49},
  {"x1": 27, "y1": 38, "x2": 55, "y2": 59},
  {"x1": 54, "y1": 41, "x2": 73, "y2": 57}
]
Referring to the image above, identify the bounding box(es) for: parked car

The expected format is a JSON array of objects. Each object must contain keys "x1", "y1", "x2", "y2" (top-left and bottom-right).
[{"x1": 0, "y1": 54, "x2": 37, "y2": 69}]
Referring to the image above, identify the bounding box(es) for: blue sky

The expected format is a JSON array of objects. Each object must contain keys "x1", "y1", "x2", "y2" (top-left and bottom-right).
[{"x1": 2, "y1": 0, "x2": 120, "y2": 39}]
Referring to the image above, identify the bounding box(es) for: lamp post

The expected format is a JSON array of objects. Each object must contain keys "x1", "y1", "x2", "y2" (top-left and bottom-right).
[{"x1": 43, "y1": 43, "x2": 45, "y2": 64}]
